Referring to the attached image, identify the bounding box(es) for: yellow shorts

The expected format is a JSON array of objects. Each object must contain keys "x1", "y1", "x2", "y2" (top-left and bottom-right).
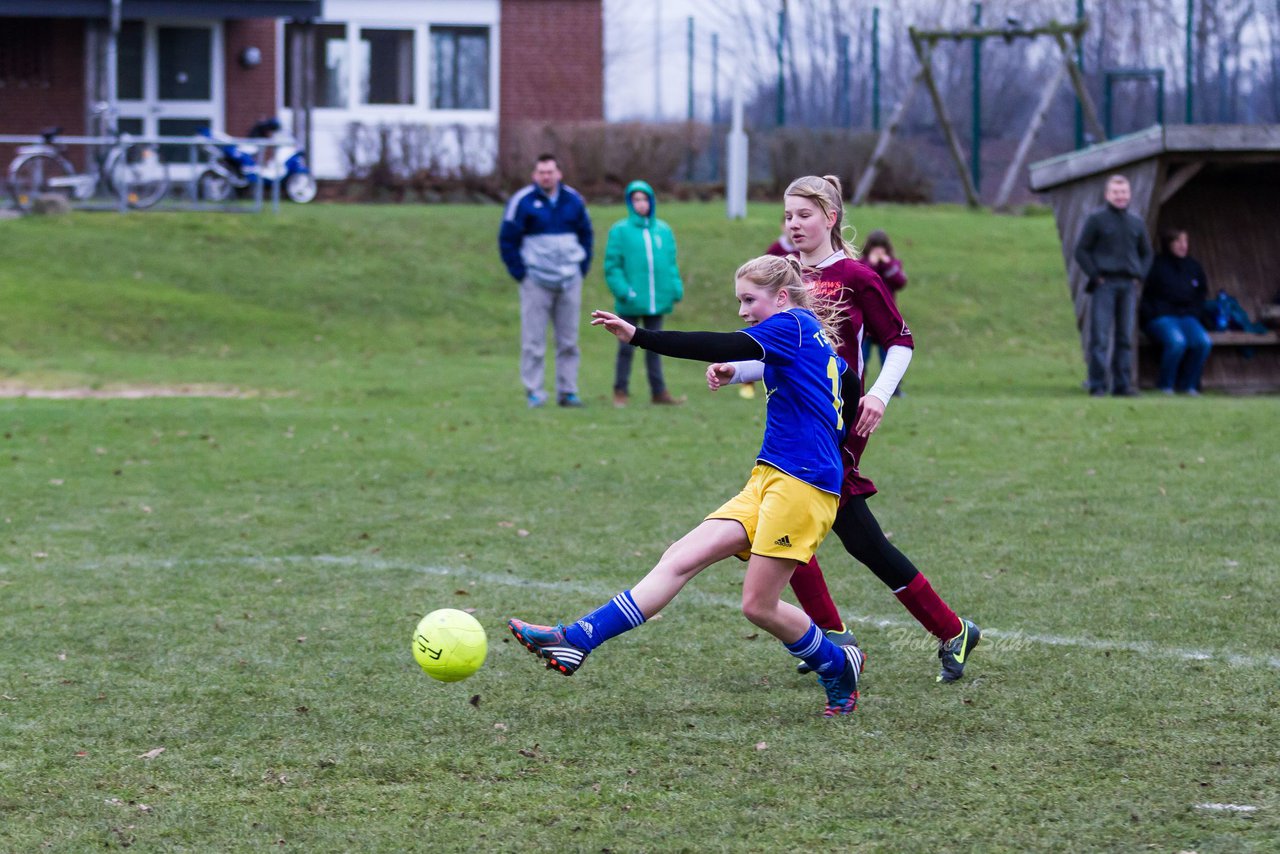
[{"x1": 707, "y1": 464, "x2": 838, "y2": 563}]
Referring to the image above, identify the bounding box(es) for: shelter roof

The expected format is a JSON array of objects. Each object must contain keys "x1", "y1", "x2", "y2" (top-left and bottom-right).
[{"x1": 1029, "y1": 124, "x2": 1280, "y2": 192}]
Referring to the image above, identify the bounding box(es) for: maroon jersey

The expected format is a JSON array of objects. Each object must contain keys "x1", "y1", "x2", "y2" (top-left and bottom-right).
[
  {"x1": 765, "y1": 237, "x2": 795, "y2": 257},
  {"x1": 805, "y1": 254, "x2": 913, "y2": 500}
]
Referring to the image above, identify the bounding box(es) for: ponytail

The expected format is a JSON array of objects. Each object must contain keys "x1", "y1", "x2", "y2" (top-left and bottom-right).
[{"x1": 784, "y1": 174, "x2": 858, "y2": 260}]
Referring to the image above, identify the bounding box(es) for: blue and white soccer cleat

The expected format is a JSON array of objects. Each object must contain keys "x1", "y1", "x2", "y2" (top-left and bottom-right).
[
  {"x1": 818, "y1": 644, "x2": 866, "y2": 716},
  {"x1": 508, "y1": 618, "x2": 589, "y2": 676}
]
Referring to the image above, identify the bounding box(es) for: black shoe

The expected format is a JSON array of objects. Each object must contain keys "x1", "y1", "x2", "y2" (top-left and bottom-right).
[
  {"x1": 1113, "y1": 388, "x2": 1140, "y2": 397},
  {"x1": 937, "y1": 619, "x2": 981, "y2": 683},
  {"x1": 558, "y1": 393, "x2": 585, "y2": 408},
  {"x1": 1089, "y1": 389, "x2": 1107, "y2": 397}
]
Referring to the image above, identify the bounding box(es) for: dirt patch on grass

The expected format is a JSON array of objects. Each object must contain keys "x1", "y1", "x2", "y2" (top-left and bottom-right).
[{"x1": 0, "y1": 383, "x2": 285, "y2": 400}]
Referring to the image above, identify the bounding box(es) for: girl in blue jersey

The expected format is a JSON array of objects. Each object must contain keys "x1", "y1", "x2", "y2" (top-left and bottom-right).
[{"x1": 509, "y1": 255, "x2": 867, "y2": 717}]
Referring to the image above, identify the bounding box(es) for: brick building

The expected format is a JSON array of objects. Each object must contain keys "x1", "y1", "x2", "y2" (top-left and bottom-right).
[{"x1": 0, "y1": 0, "x2": 603, "y2": 180}]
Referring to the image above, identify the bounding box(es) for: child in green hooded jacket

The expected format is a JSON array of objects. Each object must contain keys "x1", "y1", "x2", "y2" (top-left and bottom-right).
[{"x1": 603, "y1": 180, "x2": 685, "y2": 406}]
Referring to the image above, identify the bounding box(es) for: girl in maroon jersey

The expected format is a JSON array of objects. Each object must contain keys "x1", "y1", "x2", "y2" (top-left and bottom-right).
[
  {"x1": 859, "y1": 229, "x2": 908, "y2": 390},
  {"x1": 712, "y1": 175, "x2": 980, "y2": 682}
]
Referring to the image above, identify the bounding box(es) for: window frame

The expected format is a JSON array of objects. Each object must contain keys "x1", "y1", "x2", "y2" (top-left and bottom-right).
[{"x1": 428, "y1": 25, "x2": 491, "y2": 112}]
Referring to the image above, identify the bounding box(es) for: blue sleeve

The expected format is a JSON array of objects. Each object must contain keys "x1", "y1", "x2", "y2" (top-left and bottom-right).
[
  {"x1": 577, "y1": 198, "x2": 594, "y2": 276},
  {"x1": 741, "y1": 312, "x2": 803, "y2": 365},
  {"x1": 499, "y1": 201, "x2": 526, "y2": 282}
]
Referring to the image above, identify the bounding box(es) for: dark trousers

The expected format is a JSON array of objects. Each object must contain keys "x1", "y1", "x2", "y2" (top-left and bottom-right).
[
  {"x1": 614, "y1": 314, "x2": 666, "y2": 396},
  {"x1": 1088, "y1": 277, "x2": 1137, "y2": 393}
]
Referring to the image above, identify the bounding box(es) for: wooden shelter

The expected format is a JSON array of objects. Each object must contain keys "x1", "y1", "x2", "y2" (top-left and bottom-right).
[{"x1": 1029, "y1": 124, "x2": 1280, "y2": 393}]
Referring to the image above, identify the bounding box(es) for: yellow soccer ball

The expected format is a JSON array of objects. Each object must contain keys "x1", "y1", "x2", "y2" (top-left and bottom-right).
[{"x1": 412, "y1": 609, "x2": 488, "y2": 682}]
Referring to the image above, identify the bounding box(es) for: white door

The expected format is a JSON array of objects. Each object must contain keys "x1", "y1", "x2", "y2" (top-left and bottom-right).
[{"x1": 116, "y1": 20, "x2": 223, "y2": 164}]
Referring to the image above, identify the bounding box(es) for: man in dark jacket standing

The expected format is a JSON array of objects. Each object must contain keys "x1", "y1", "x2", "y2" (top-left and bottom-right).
[
  {"x1": 1073, "y1": 175, "x2": 1153, "y2": 396},
  {"x1": 499, "y1": 153, "x2": 594, "y2": 408}
]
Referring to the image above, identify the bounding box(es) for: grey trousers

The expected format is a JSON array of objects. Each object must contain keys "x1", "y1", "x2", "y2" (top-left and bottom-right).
[
  {"x1": 520, "y1": 275, "x2": 581, "y2": 398},
  {"x1": 1088, "y1": 277, "x2": 1137, "y2": 393}
]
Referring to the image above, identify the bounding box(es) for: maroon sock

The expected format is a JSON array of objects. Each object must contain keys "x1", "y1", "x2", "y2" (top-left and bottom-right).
[
  {"x1": 789, "y1": 557, "x2": 844, "y2": 633},
  {"x1": 894, "y1": 572, "x2": 962, "y2": 640}
]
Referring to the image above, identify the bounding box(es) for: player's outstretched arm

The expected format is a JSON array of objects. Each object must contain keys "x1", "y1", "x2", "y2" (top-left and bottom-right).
[
  {"x1": 706, "y1": 363, "x2": 736, "y2": 390},
  {"x1": 590, "y1": 310, "x2": 636, "y2": 343}
]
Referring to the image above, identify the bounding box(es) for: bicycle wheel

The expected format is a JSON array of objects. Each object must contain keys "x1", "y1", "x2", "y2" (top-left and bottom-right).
[
  {"x1": 284, "y1": 172, "x2": 317, "y2": 203},
  {"x1": 106, "y1": 143, "x2": 170, "y2": 209},
  {"x1": 197, "y1": 169, "x2": 235, "y2": 202},
  {"x1": 8, "y1": 152, "x2": 73, "y2": 211}
]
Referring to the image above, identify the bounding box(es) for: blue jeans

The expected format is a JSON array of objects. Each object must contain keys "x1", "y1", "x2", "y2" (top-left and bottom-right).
[
  {"x1": 1088, "y1": 277, "x2": 1137, "y2": 393},
  {"x1": 1144, "y1": 314, "x2": 1212, "y2": 392}
]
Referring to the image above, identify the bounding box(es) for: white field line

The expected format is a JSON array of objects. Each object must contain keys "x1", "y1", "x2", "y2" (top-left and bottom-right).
[
  {"x1": 1194, "y1": 803, "x2": 1260, "y2": 812},
  {"x1": 19, "y1": 554, "x2": 1280, "y2": 671}
]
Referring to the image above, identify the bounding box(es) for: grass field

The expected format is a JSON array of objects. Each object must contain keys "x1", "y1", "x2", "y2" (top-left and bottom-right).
[{"x1": 0, "y1": 203, "x2": 1276, "y2": 852}]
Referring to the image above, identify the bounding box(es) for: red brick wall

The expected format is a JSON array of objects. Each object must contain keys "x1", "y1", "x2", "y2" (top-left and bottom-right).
[
  {"x1": 224, "y1": 20, "x2": 278, "y2": 136},
  {"x1": 499, "y1": 0, "x2": 603, "y2": 156},
  {"x1": 0, "y1": 19, "x2": 87, "y2": 163}
]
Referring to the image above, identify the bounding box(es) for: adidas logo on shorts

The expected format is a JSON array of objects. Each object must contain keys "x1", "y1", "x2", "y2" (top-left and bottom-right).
[{"x1": 773, "y1": 534, "x2": 792, "y2": 547}]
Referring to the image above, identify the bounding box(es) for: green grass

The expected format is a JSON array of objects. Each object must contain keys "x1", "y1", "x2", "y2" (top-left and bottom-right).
[{"x1": 0, "y1": 204, "x2": 1276, "y2": 851}]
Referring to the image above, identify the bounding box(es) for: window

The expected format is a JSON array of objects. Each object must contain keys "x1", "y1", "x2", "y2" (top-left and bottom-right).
[
  {"x1": 360, "y1": 28, "x2": 414, "y2": 105},
  {"x1": 158, "y1": 26, "x2": 212, "y2": 101},
  {"x1": 284, "y1": 23, "x2": 349, "y2": 108},
  {"x1": 0, "y1": 20, "x2": 53, "y2": 87},
  {"x1": 430, "y1": 26, "x2": 489, "y2": 110},
  {"x1": 117, "y1": 21, "x2": 143, "y2": 99}
]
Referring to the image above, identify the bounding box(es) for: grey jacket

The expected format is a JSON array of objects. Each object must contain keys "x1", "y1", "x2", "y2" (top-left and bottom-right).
[{"x1": 1074, "y1": 205, "x2": 1154, "y2": 285}]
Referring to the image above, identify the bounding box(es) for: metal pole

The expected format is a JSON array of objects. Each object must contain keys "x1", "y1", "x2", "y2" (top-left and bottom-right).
[
  {"x1": 687, "y1": 16, "x2": 695, "y2": 180},
  {"x1": 711, "y1": 33, "x2": 720, "y2": 125},
  {"x1": 1185, "y1": 0, "x2": 1194, "y2": 122},
  {"x1": 1156, "y1": 69, "x2": 1165, "y2": 125},
  {"x1": 1075, "y1": 0, "x2": 1085, "y2": 148},
  {"x1": 105, "y1": 0, "x2": 120, "y2": 134},
  {"x1": 971, "y1": 2, "x2": 982, "y2": 195},
  {"x1": 838, "y1": 32, "x2": 850, "y2": 127},
  {"x1": 711, "y1": 32, "x2": 720, "y2": 181},
  {"x1": 871, "y1": 6, "x2": 881, "y2": 130},
  {"x1": 654, "y1": 0, "x2": 662, "y2": 119},
  {"x1": 687, "y1": 16, "x2": 695, "y2": 123},
  {"x1": 776, "y1": 2, "x2": 787, "y2": 128}
]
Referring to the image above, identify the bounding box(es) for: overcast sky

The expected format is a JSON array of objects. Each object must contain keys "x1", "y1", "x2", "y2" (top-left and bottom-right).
[{"x1": 605, "y1": 0, "x2": 730, "y2": 122}]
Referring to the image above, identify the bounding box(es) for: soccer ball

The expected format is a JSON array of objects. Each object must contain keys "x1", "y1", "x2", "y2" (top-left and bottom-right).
[{"x1": 412, "y1": 608, "x2": 487, "y2": 682}]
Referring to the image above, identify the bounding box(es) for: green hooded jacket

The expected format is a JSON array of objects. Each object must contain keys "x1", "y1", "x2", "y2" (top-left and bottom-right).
[{"x1": 603, "y1": 180, "x2": 683, "y2": 316}]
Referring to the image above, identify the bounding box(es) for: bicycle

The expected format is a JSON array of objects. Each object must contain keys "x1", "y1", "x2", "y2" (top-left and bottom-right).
[{"x1": 7, "y1": 126, "x2": 171, "y2": 211}]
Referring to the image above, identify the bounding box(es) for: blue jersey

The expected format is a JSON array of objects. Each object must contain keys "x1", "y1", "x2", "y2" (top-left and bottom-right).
[{"x1": 741, "y1": 309, "x2": 846, "y2": 495}]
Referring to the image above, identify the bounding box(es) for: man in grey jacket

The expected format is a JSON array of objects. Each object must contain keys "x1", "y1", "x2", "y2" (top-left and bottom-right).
[
  {"x1": 499, "y1": 154, "x2": 594, "y2": 408},
  {"x1": 1073, "y1": 175, "x2": 1154, "y2": 396}
]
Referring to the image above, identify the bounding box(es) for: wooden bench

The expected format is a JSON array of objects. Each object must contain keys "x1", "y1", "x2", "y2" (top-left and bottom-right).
[
  {"x1": 1138, "y1": 328, "x2": 1280, "y2": 392},
  {"x1": 1205, "y1": 330, "x2": 1280, "y2": 347}
]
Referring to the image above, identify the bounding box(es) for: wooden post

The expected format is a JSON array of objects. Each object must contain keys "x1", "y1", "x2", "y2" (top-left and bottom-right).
[
  {"x1": 993, "y1": 61, "x2": 1068, "y2": 211},
  {"x1": 912, "y1": 31, "x2": 981, "y2": 207},
  {"x1": 852, "y1": 70, "x2": 922, "y2": 206},
  {"x1": 1054, "y1": 31, "x2": 1105, "y2": 143}
]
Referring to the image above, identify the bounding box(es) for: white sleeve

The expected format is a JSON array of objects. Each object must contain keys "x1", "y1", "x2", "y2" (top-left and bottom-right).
[
  {"x1": 727, "y1": 360, "x2": 765, "y2": 384},
  {"x1": 866, "y1": 345, "x2": 912, "y2": 406}
]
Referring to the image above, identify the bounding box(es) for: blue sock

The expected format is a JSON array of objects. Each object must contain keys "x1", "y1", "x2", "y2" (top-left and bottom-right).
[
  {"x1": 784, "y1": 622, "x2": 846, "y2": 677},
  {"x1": 563, "y1": 590, "x2": 646, "y2": 652}
]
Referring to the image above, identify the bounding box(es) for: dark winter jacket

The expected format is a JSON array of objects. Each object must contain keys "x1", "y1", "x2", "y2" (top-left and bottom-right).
[
  {"x1": 602, "y1": 180, "x2": 683, "y2": 316},
  {"x1": 1073, "y1": 204, "x2": 1153, "y2": 289},
  {"x1": 1141, "y1": 253, "x2": 1208, "y2": 325},
  {"x1": 499, "y1": 182, "x2": 593, "y2": 287}
]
